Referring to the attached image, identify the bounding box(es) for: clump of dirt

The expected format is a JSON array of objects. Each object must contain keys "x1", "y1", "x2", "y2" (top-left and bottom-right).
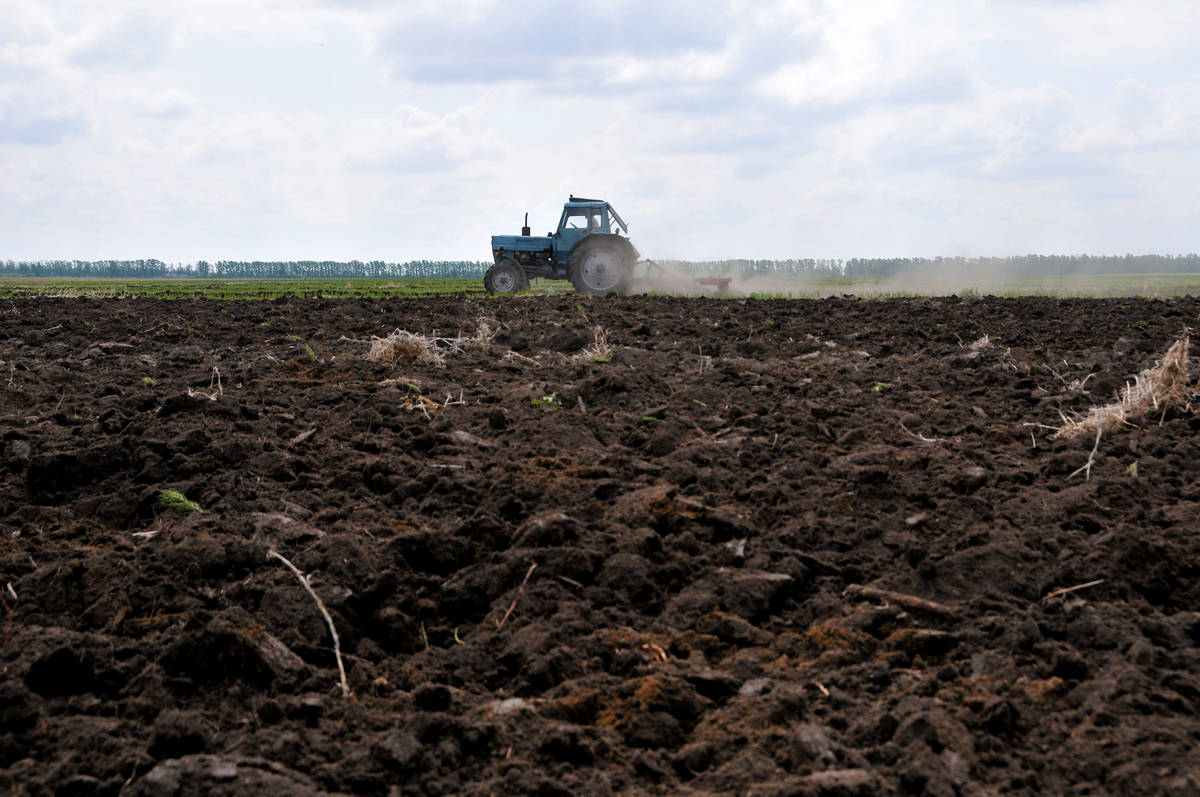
[{"x1": 1, "y1": 295, "x2": 1199, "y2": 795}]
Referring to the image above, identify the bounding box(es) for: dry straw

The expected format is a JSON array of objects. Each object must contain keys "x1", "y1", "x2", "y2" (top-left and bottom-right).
[
  {"x1": 365, "y1": 318, "x2": 498, "y2": 368},
  {"x1": 1056, "y1": 334, "x2": 1193, "y2": 439},
  {"x1": 367, "y1": 329, "x2": 447, "y2": 367}
]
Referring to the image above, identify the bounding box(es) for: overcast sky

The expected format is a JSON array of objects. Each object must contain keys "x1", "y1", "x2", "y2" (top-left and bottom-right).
[{"x1": 2, "y1": 0, "x2": 1198, "y2": 263}]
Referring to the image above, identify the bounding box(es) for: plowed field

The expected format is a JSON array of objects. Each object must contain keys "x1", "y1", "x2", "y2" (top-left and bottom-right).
[{"x1": 2, "y1": 296, "x2": 1198, "y2": 796}]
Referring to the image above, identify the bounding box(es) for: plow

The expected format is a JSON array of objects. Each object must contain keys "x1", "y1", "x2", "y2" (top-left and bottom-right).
[
  {"x1": 633, "y1": 258, "x2": 734, "y2": 297},
  {"x1": 486, "y1": 196, "x2": 733, "y2": 296}
]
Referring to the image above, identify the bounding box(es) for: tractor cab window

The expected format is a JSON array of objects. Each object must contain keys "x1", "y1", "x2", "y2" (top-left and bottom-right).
[{"x1": 564, "y1": 209, "x2": 604, "y2": 230}]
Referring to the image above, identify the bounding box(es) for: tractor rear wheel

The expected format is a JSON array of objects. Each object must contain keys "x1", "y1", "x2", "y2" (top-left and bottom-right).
[
  {"x1": 484, "y1": 262, "x2": 526, "y2": 295},
  {"x1": 568, "y1": 239, "x2": 633, "y2": 295}
]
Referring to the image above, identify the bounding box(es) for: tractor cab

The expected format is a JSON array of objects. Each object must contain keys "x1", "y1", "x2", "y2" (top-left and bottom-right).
[{"x1": 554, "y1": 197, "x2": 628, "y2": 260}]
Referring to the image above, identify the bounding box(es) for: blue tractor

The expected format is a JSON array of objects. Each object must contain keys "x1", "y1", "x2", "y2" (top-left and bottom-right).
[{"x1": 486, "y1": 196, "x2": 641, "y2": 295}]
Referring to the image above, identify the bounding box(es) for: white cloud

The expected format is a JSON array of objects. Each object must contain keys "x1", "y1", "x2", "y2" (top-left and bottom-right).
[
  {"x1": 0, "y1": 93, "x2": 88, "y2": 145},
  {"x1": 343, "y1": 105, "x2": 498, "y2": 173},
  {"x1": 372, "y1": 0, "x2": 734, "y2": 87},
  {"x1": 1062, "y1": 77, "x2": 1200, "y2": 153},
  {"x1": 69, "y1": 12, "x2": 174, "y2": 67},
  {"x1": 110, "y1": 87, "x2": 199, "y2": 119}
]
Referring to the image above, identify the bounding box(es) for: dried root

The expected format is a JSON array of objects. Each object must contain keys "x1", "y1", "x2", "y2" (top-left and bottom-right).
[{"x1": 1056, "y1": 334, "x2": 1193, "y2": 439}]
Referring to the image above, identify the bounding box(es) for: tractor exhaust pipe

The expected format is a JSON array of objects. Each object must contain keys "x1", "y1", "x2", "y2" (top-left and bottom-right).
[{"x1": 521, "y1": 213, "x2": 530, "y2": 237}]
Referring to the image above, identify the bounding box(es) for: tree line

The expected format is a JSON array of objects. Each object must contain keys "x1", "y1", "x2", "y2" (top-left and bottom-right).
[{"x1": 2, "y1": 254, "x2": 1199, "y2": 279}]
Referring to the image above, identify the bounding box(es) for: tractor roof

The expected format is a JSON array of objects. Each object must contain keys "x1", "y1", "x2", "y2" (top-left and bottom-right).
[{"x1": 564, "y1": 196, "x2": 628, "y2": 233}]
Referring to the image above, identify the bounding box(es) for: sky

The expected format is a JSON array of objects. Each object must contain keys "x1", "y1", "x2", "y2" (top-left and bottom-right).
[{"x1": 1, "y1": 0, "x2": 1198, "y2": 263}]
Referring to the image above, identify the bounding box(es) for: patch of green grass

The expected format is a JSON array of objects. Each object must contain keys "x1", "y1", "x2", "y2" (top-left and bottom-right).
[
  {"x1": 591, "y1": 347, "x2": 615, "y2": 363},
  {"x1": 0, "y1": 277, "x2": 491, "y2": 300},
  {"x1": 157, "y1": 489, "x2": 200, "y2": 513},
  {"x1": 531, "y1": 392, "x2": 561, "y2": 409},
  {"x1": 141, "y1": 376, "x2": 158, "y2": 386},
  {"x1": 871, "y1": 382, "x2": 889, "y2": 392}
]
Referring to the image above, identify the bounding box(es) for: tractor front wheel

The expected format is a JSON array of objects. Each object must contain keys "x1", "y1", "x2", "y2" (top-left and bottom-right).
[{"x1": 484, "y1": 262, "x2": 527, "y2": 295}]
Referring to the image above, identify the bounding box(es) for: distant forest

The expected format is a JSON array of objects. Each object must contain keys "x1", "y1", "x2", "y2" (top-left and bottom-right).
[{"x1": 2, "y1": 254, "x2": 1199, "y2": 279}]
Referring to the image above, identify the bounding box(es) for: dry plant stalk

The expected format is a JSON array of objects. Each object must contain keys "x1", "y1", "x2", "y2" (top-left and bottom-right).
[
  {"x1": 1068, "y1": 426, "x2": 1104, "y2": 481},
  {"x1": 268, "y1": 549, "x2": 351, "y2": 698},
  {"x1": 400, "y1": 394, "x2": 440, "y2": 419},
  {"x1": 966, "y1": 334, "x2": 992, "y2": 351},
  {"x1": 1056, "y1": 335, "x2": 1192, "y2": 439},
  {"x1": 504, "y1": 350, "x2": 540, "y2": 366},
  {"x1": 569, "y1": 326, "x2": 613, "y2": 363},
  {"x1": 1045, "y1": 362, "x2": 1094, "y2": 393},
  {"x1": 496, "y1": 562, "x2": 538, "y2": 630},
  {"x1": 186, "y1": 367, "x2": 223, "y2": 401},
  {"x1": 1041, "y1": 579, "x2": 1105, "y2": 602},
  {"x1": 843, "y1": 583, "x2": 956, "y2": 617},
  {"x1": 463, "y1": 317, "x2": 499, "y2": 351}
]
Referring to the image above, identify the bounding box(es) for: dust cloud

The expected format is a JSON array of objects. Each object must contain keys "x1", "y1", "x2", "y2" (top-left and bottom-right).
[
  {"x1": 623, "y1": 258, "x2": 1126, "y2": 298},
  {"x1": 621, "y1": 260, "x2": 723, "y2": 295}
]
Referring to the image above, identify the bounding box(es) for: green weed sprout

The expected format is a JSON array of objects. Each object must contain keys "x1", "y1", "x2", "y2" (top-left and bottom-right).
[{"x1": 157, "y1": 489, "x2": 200, "y2": 513}]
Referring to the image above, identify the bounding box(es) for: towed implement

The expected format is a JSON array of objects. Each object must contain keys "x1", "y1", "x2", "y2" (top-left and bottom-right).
[{"x1": 486, "y1": 196, "x2": 730, "y2": 296}]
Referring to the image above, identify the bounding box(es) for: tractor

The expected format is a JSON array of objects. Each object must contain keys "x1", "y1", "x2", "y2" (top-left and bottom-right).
[{"x1": 486, "y1": 196, "x2": 641, "y2": 295}]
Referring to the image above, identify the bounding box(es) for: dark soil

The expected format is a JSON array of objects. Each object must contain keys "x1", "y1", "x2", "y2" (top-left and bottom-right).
[{"x1": 2, "y1": 295, "x2": 1199, "y2": 796}]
